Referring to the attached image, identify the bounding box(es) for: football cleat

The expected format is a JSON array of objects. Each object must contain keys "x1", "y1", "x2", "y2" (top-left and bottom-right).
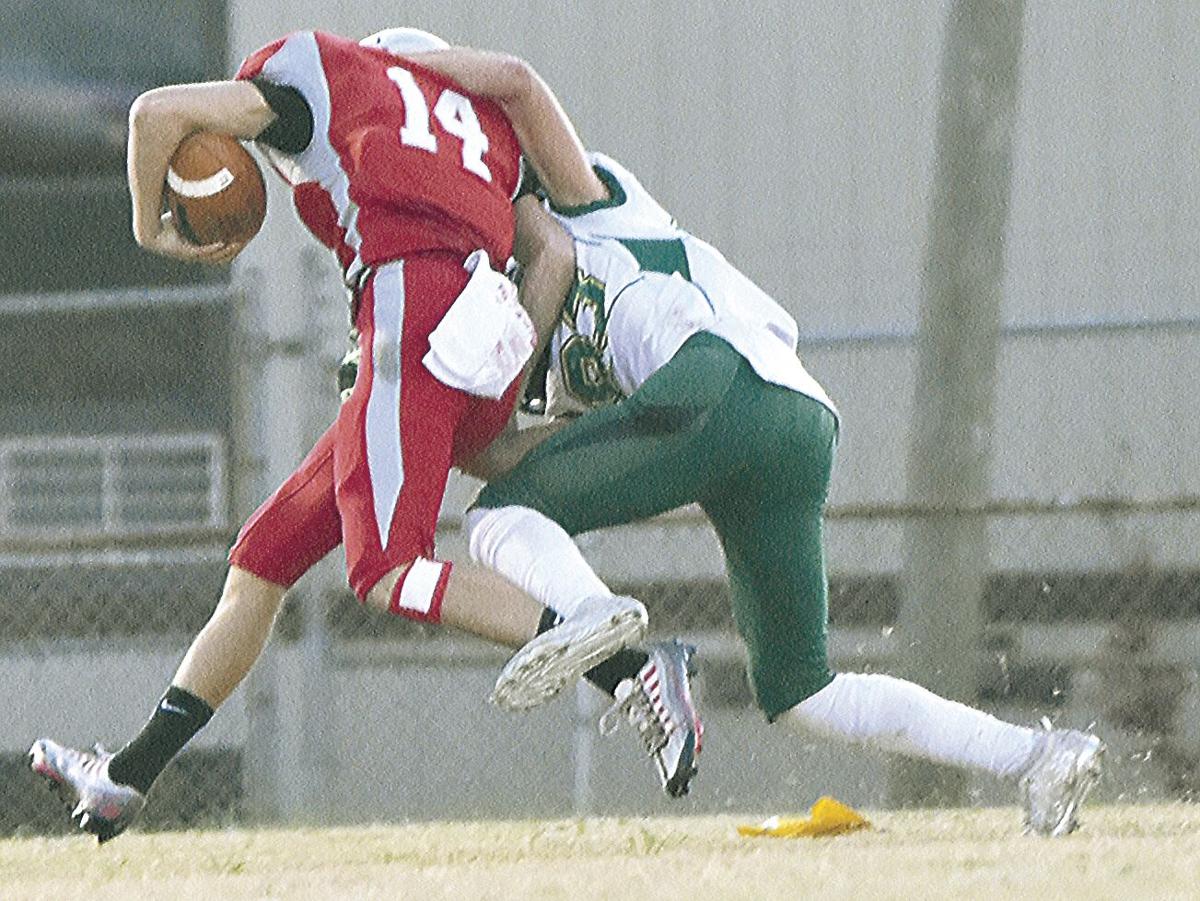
[
  {"x1": 599, "y1": 639, "x2": 703, "y2": 798},
  {"x1": 1019, "y1": 725, "x2": 1104, "y2": 836},
  {"x1": 492, "y1": 595, "x2": 648, "y2": 711},
  {"x1": 29, "y1": 738, "x2": 146, "y2": 843}
]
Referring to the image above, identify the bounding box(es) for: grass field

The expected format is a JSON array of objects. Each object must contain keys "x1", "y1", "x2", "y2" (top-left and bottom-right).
[{"x1": 2, "y1": 804, "x2": 1198, "y2": 900}]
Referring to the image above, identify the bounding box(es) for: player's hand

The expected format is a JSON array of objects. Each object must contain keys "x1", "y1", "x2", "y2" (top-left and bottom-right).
[{"x1": 139, "y1": 212, "x2": 245, "y2": 265}]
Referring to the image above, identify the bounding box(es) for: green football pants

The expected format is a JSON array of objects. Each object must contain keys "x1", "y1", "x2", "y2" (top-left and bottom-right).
[{"x1": 475, "y1": 332, "x2": 839, "y2": 719}]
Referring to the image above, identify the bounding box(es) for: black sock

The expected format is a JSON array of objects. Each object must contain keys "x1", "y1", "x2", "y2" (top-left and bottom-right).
[
  {"x1": 108, "y1": 686, "x2": 214, "y2": 794},
  {"x1": 585, "y1": 648, "x2": 649, "y2": 697},
  {"x1": 536, "y1": 607, "x2": 562, "y2": 635}
]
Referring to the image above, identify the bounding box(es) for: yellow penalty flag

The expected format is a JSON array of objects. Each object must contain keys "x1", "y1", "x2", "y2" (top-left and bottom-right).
[{"x1": 737, "y1": 796, "x2": 871, "y2": 838}]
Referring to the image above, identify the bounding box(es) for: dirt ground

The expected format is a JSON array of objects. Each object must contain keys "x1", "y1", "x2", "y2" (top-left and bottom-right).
[{"x1": 2, "y1": 803, "x2": 1198, "y2": 900}]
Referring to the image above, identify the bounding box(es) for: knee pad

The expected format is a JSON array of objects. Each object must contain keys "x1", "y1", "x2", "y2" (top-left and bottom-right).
[
  {"x1": 466, "y1": 505, "x2": 552, "y2": 576},
  {"x1": 388, "y1": 557, "x2": 451, "y2": 623},
  {"x1": 465, "y1": 506, "x2": 519, "y2": 569}
]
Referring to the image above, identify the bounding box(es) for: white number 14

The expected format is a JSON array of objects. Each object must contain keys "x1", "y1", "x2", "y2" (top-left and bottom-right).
[{"x1": 386, "y1": 66, "x2": 492, "y2": 182}]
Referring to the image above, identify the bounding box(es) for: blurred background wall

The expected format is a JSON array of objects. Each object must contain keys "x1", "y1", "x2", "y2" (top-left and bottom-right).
[{"x1": 2, "y1": 1, "x2": 1197, "y2": 832}]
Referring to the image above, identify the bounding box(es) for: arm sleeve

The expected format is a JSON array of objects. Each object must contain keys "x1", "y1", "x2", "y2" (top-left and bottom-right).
[
  {"x1": 515, "y1": 157, "x2": 546, "y2": 201},
  {"x1": 250, "y1": 77, "x2": 314, "y2": 154}
]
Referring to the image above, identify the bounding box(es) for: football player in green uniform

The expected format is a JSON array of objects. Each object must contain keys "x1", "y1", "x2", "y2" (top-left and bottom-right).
[{"x1": 384, "y1": 44, "x2": 1103, "y2": 835}]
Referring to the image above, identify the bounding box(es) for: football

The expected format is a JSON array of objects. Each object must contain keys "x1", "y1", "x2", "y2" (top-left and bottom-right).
[{"x1": 165, "y1": 132, "x2": 266, "y2": 245}]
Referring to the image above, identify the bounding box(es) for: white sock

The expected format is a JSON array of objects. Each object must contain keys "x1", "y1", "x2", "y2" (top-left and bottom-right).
[
  {"x1": 466, "y1": 506, "x2": 611, "y2": 618},
  {"x1": 782, "y1": 672, "x2": 1040, "y2": 780}
]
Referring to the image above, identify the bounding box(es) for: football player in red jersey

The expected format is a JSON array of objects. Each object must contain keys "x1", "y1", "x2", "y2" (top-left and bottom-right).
[{"x1": 28, "y1": 28, "x2": 645, "y2": 842}]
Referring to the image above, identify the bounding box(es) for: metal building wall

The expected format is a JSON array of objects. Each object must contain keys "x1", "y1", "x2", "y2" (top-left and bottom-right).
[
  {"x1": 230, "y1": 0, "x2": 1199, "y2": 521},
  {"x1": 206, "y1": 1, "x2": 1200, "y2": 822},
  {"x1": 229, "y1": 1, "x2": 945, "y2": 334}
]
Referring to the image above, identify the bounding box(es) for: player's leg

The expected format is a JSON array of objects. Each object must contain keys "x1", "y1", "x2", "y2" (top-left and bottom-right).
[
  {"x1": 471, "y1": 331, "x2": 740, "y2": 703},
  {"x1": 708, "y1": 382, "x2": 1102, "y2": 834},
  {"x1": 170, "y1": 567, "x2": 288, "y2": 709},
  {"x1": 467, "y1": 333, "x2": 742, "y2": 783},
  {"x1": 340, "y1": 258, "x2": 645, "y2": 698},
  {"x1": 474, "y1": 332, "x2": 741, "y2": 538},
  {"x1": 470, "y1": 333, "x2": 745, "y2": 641},
  {"x1": 695, "y1": 380, "x2": 840, "y2": 718},
  {"x1": 767, "y1": 550, "x2": 1103, "y2": 833},
  {"x1": 702, "y1": 381, "x2": 1037, "y2": 752},
  {"x1": 167, "y1": 424, "x2": 342, "y2": 710},
  {"x1": 31, "y1": 424, "x2": 344, "y2": 841},
  {"x1": 783, "y1": 673, "x2": 1103, "y2": 834},
  {"x1": 466, "y1": 507, "x2": 702, "y2": 793},
  {"x1": 92, "y1": 567, "x2": 286, "y2": 806}
]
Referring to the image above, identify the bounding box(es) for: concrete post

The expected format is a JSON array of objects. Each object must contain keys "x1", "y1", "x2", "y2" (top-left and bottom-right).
[
  {"x1": 234, "y1": 169, "x2": 331, "y2": 821},
  {"x1": 888, "y1": 0, "x2": 1026, "y2": 807},
  {"x1": 287, "y1": 247, "x2": 344, "y2": 823}
]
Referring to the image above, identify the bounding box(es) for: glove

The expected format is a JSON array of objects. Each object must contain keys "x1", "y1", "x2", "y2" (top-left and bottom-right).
[{"x1": 338, "y1": 345, "x2": 361, "y2": 403}]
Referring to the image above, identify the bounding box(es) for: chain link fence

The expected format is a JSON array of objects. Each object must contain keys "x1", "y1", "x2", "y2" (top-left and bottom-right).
[
  {"x1": 0, "y1": 548, "x2": 236, "y2": 836},
  {"x1": 0, "y1": 273, "x2": 244, "y2": 837},
  {"x1": 4, "y1": 498, "x2": 1199, "y2": 834},
  {"x1": 4, "y1": 272, "x2": 1200, "y2": 832}
]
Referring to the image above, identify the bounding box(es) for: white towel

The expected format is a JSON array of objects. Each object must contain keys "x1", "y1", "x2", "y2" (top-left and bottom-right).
[{"x1": 423, "y1": 250, "x2": 535, "y2": 399}]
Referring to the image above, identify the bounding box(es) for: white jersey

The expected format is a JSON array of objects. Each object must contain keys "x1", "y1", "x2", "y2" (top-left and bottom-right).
[{"x1": 542, "y1": 153, "x2": 837, "y2": 419}]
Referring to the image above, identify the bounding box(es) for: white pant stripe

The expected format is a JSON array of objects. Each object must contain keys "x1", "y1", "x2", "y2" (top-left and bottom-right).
[{"x1": 364, "y1": 262, "x2": 406, "y2": 549}]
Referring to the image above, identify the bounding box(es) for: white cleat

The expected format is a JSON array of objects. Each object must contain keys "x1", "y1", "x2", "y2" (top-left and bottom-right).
[
  {"x1": 29, "y1": 738, "x2": 146, "y2": 843},
  {"x1": 599, "y1": 639, "x2": 703, "y2": 798},
  {"x1": 1020, "y1": 726, "x2": 1105, "y2": 836},
  {"x1": 491, "y1": 595, "x2": 648, "y2": 711}
]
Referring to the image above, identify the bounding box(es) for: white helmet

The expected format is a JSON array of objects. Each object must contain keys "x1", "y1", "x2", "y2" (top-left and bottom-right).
[{"x1": 359, "y1": 27, "x2": 449, "y2": 55}]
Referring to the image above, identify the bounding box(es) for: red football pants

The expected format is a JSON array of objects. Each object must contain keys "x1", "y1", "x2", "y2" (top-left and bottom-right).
[{"x1": 229, "y1": 255, "x2": 520, "y2": 600}]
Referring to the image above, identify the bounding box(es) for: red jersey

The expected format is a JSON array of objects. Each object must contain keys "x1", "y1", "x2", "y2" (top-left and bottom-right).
[{"x1": 236, "y1": 31, "x2": 521, "y2": 282}]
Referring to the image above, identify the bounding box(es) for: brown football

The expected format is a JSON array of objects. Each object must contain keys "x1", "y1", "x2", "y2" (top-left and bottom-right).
[{"x1": 165, "y1": 132, "x2": 266, "y2": 245}]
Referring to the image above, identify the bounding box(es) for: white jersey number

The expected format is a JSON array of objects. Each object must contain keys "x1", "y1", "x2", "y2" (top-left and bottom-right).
[{"x1": 386, "y1": 66, "x2": 492, "y2": 182}]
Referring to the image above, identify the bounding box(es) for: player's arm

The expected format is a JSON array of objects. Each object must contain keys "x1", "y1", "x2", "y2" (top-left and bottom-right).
[
  {"x1": 459, "y1": 416, "x2": 573, "y2": 483},
  {"x1": 407, "y1": 49, "x2": 606, "y2": 209},
  {"x1": 512, "y1": 195, "x2": 575, "y2": 371},
  {"x1": 127, "y1": 80, "x2": 276, "y2": 263}
]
